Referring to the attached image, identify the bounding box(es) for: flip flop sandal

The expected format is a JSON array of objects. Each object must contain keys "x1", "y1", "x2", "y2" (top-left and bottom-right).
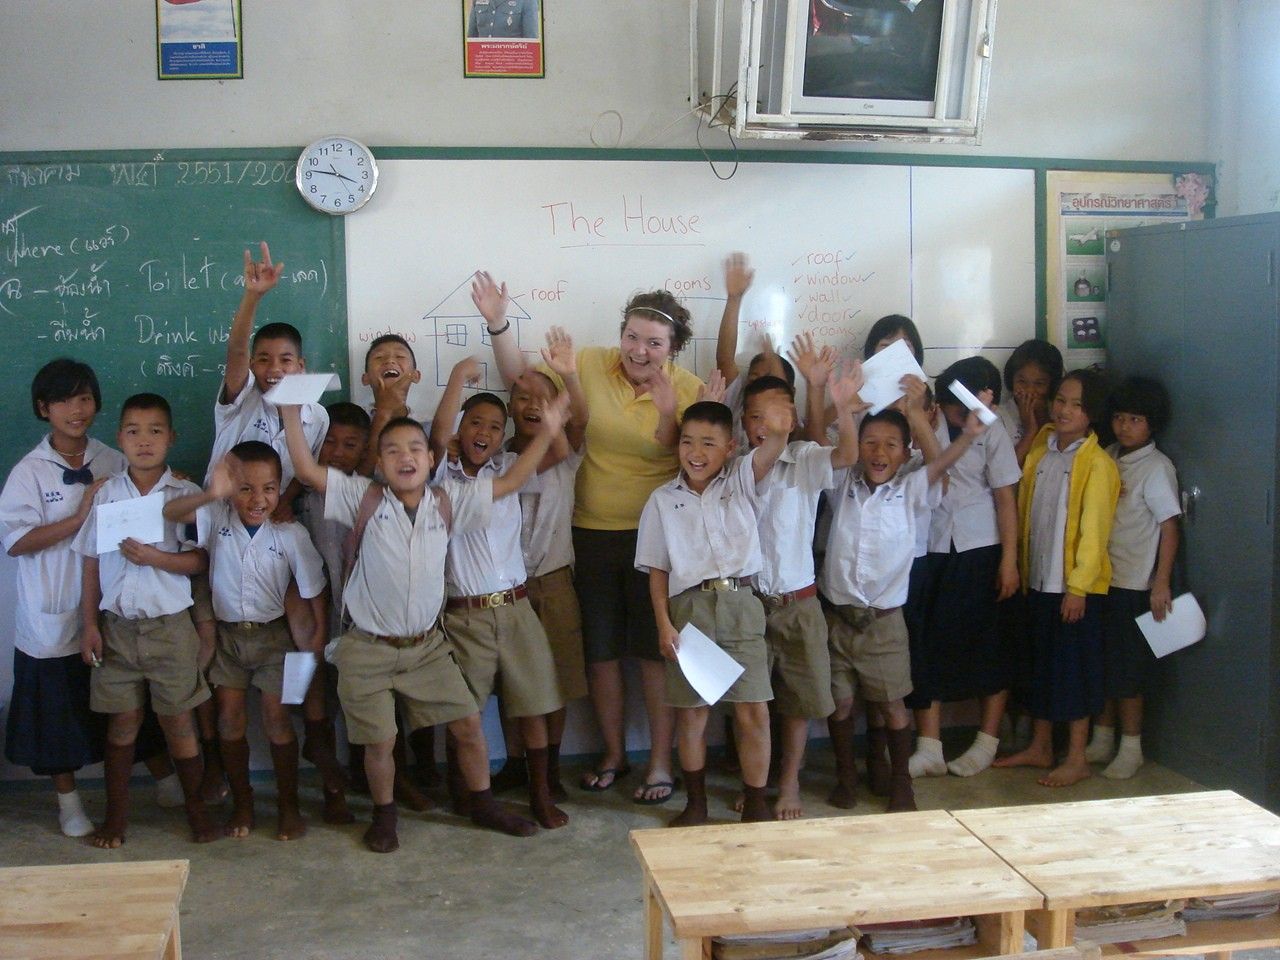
[
  {"x1": 579, "y1": 764, "x2": 632, "y2": 792},
  {"x1": 632, "y1": 779, "x2": 679, "y2": 805}
]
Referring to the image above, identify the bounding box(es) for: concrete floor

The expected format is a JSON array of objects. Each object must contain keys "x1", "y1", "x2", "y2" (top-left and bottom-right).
[{"x1": 0, "y1": 744, "x2": 1225, "y2": 960}]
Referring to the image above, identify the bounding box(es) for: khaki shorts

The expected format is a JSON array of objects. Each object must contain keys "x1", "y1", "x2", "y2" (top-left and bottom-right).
[
  {"x1": 331, "y1": 626, "x2": 478, "y2": 745},
  {"x1": 91, "y1": 610, "x2": 210, "y2": 716},
  {"x1": 209, "y1": 618, "x2": 292, "y2": 696},
  {"x1": 189, "y1": 572, "x2": 215, "y2": 625},
  {"x1": 764, "y1": 594, "x2": 835, "y2": 720},
  {"x1": 665, "y1": 587, "x2": 771, "y2": 709},
  {"x1": 825, "y1": 603, "x2": 912, "y2": 705},
  {"x1": 527, "y1": 566, "x2": 588, "y2": 703},
  {"x1": 442, "y1": 596, "x2": 563, "y2": 719}
]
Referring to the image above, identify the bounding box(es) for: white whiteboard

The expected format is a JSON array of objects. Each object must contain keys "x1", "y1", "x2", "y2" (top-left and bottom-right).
[{"x1": 345, "y1": 158, "x2": 1034, "y2": 412}]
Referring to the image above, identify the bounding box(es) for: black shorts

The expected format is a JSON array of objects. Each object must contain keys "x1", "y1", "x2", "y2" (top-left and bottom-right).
[
  {"x1": 571, "y1": 527, "x2": 660, "y2": 664},
  {"x1": 1102, "y1": 587, "x2": 1156, "y2": 699}
]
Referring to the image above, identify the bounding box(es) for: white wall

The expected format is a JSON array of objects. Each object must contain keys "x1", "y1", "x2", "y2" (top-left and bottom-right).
[
  {"x1": 1, "y1": 1, "x2": 1220, "y2": 162},
  {"x1": 0, "y1": 1, "x2": 1243, "y2": 778}
]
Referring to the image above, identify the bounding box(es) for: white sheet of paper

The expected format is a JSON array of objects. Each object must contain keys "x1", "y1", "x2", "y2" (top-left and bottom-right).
[
  {"x1": 858, "y1": 338, "x2": 929, "y2": 414},
  {"x1": 947, "y1": 380, "x2": 1000, "y2": 426},
  {"x1": 95, "y1": 490, "x2": 166, "y2": 554},
  {"x1": 281, "y1": 651, "x2": 318, "y2": 705},
  {"x1": 1136, "y1": 592, "x2": 1206, "y2": 658},
  {"x1": 675, "y1": 623, "x2": 745, "y2": 705},
  {"x1": 262, "y1": 372, "x2": 341, "y2": 405}
]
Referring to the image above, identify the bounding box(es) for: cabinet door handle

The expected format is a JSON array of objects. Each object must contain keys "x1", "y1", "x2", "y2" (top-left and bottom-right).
[{"x1": 1181, "y1": 486, "x2": 1200, "y2": 523}]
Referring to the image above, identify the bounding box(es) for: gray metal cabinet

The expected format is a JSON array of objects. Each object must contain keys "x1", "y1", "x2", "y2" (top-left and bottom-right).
[{"x1": 1106, "y1": 213, "x2": 1280, "y2": 808}]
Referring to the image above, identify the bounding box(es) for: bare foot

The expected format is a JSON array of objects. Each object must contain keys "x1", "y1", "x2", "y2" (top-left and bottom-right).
[
  {"x1": 225, "y1": 800, "x2": 255, "y2": 839},
  {"x1": 1038, "y1": 759, "x2": 1092, "y2": 788},
  {"x1": 774, "y1": 783, "x2": 804, "y2": 820},
  {"x1": 992, "y1": 745, "x2": 1054, "y2": 769},
  {"x1": 89, "y1": 826, "x2": 125, "y2": 849}
]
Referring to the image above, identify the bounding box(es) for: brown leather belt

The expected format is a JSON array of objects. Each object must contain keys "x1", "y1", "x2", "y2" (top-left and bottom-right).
[
  {"x1": 445, "y1": 584, "x2": 529, "y2": 611},
  {"x1": 355, "y1": 626, "x2": 435, "y2": 649},
  {"x1": 754, "y1": 582, "x2": 819, "y2": 610}
]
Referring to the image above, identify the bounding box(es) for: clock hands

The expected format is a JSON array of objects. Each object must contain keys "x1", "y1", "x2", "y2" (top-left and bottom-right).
[{"x1": 327, "y1": 163, "x2": 358, "y2": 186}]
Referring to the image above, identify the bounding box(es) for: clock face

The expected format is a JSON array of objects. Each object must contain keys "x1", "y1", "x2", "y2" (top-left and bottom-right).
[{"x1": 296, "y1": 137, "x2": 378, "y2": 214}]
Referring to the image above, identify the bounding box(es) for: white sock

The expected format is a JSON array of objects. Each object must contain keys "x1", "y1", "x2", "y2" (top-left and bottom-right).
[
  {"x1": 57, "y1": 790, "x2": 93, "y2": 837},
  {"x1": 948, "y1": 731, "x2": 1000, "y2": 777},
  {"x1": 154, "y1": 772, "x2": 184, "y2": 808},
  {"x1": 1084, "y1": 724, "x2": 1115, "y2": 763},
  {"x1": 1102, "y1": 735, "x2": 1144, "y2": 779},
  {"x1": 908, "y1": 737, "x2": 946, "y2": 778}
]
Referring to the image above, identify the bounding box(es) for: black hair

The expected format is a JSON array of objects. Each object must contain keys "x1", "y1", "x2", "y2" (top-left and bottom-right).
[
  {"x1": 748, "y1": 352, "x2": 796, "y2": 387},
  {"x1": 325, "y1": 401, "x2": 372, "y2": 434},
  {"x1": 859, "y1": 408, "x2": 911, "y2": 446},
  {"x1": 31, "y1": 357, "x2": 102, "y2": 420},
  {"x1": 679, "y1": 401, "x2": 734, "y2": 433},
  {"x1": 936, "y1": 356, "x2": 1003, "y2": 408},
  {"x1": 862, "y1": 314, "x2": 924, "y2": 365},
  {"x1": 742, "y1": 375, "x2": 796, "y2": 403},
  {"x1": 513, "y1": 369, "x2": 560, "y2": 397},
  {"x1": 378, "y1": 416, "x2": 428, "y2": 447},
  {"x1": 1108, "y1": 376, "x2": 1171, "y2": 436},
  {"x1": 364, "y1": 334, "x2": 417, "y2": 370},
  {"x1": 120, "y1": 392, "x2": 173, "y2": 427},
  {"x1": 621, "y1": 291, "x2": 694, "y2": 355},
  {"x1": 229, "y1": 440, "x2": 282, "y2": 480},
  {"x1": 461, "y1": 391, "x2": 508, "y2": 420},
  {"x1": 1060, "y1": 369, "x2": 1110, "y2": 429},
  {"x1": 1003, "y1": 339, "x2": 1064, "y2": 393},
  {"x1": 252, "y1": 322, "x2": 303, "y2": 353}
]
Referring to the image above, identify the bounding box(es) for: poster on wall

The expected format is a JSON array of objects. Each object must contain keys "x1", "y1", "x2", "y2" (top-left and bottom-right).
[
  {"x1": 156, "y1": 0, "x2": 243, "y2": 80},
  {"x1": 1045, "y1": 170, "x2": 1212, "y2": 366},
  {"x1": 462, "y1": 0, "x2": 544, "y2": 78}
]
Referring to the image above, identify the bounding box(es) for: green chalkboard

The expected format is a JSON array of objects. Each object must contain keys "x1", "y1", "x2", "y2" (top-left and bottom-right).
[{"x1": 0, "y1": 153, "x2": 348, "y2": 479}]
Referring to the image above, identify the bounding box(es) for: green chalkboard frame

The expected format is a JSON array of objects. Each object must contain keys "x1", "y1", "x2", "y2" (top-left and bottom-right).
[{"x1": 0, "y1": 149, "x2": 348, "y2": 480}]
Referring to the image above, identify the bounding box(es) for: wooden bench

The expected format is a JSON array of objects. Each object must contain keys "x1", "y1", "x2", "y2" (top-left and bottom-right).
[
  {"x1": 630, "y1": 810, "x2": 1044, "y2": 960},
  {"x1": 953, "y1": 791, "x2": 1280, "y2": 960},
  {"x1": 0, "y1": 859, "x2": 189, "y2": 960}
]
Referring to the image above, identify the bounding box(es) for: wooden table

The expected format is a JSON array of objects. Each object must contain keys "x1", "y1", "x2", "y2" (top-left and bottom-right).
[
  {"x1": 0, "y1": 859, "x2": 189, "y2": 960},
  {"x1": 630, "y1": 810, "x2": 1044, "y2": 960},
  {"x1": 954, "y1": 791, "x2": 1280, "y2": 959}
]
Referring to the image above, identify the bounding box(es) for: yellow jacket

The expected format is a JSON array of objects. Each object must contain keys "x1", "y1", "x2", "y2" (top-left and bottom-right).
[{"x1": 1018, "y1": 425, "x2": 1120, "y2": 596}]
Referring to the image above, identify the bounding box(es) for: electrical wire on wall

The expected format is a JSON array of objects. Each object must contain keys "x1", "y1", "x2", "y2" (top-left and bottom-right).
[{"x1": 696, "y1": 82, "x2": 740, "y2": 181}]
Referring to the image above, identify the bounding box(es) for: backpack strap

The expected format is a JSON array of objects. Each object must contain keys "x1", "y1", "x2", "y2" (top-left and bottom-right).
[{"x1": 341, "y1": 480, "x2": 385, "y2": 603}]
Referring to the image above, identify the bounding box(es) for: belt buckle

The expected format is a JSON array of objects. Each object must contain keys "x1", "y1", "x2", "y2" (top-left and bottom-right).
[
  {"x1": 762, "y1": 592, "x2": 784, "y2": 609},
  {"x1": 704, "y1": 577, "x2": 735, "y2": 592},
  {"x1": 483, "y1": 591, "x2": 507, "y2": 609}
]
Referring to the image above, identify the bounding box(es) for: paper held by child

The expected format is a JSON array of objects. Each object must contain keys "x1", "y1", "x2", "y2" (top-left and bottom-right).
[
  {"x1": 947, "y1": 380, "x2": 1000, "y2": 426},
  {"x1": 95, "y1": 490, "x2": 166, "y2": 554},
  {"x1": 281, "y1": 651, "x2": 318, "y2": 705},
  {"x1": 858, "y1": 339, "x2": 929, "y2": 414},
  {"x1": 1136, "y1": 592, "x2": 1205, "y2": 658},
  {"x1": 263, "y1": 372, "x2": 342, "y2": 406},
  {"x1": 675, "y1": 623, "x2": 745, "y2": 705}
]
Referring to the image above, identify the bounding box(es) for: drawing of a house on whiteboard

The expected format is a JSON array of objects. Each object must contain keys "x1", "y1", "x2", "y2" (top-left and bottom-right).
[{"x1": 422, "y1": 273, "x2": 528, "y2": 390}]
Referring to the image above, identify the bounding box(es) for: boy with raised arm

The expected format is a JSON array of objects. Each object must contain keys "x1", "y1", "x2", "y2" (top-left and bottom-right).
[{"x1": 281, "y1": 388, "x2": 571, "y2": 851}]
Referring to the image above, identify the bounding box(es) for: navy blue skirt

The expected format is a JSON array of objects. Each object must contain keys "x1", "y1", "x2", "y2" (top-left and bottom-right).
[
  {"x1": 5, "y1": 648, "x2": 170, "y2": 776},
  {"x1": 904, "y1": 545, "x2": 1007, "y2": 708},
  {"x1": 1025, "y1": 590, "x2": 1105, "y2": 723}
]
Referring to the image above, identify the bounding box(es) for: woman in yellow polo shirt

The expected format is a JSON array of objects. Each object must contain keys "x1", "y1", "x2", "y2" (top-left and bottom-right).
[{"x1": 478, "y1": 271, "x2": 703, "y2": 804}]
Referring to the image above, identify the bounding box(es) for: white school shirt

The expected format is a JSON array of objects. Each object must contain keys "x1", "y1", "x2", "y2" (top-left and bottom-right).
[
  {"x1": 1027, "y1": 434, "x2": 1083, "y2": 594},
  {"x1": 513, "y1": 444, "x2": 583, "y2": 577},
  {"x1": 197, "y1": 500, "x2": 326, "y2": 623},
  {"x1": 298, "y1": 486, "x2": 347, "y2": 638},
  {"x1": 207, "y1": 377, "x2": 328, "y2": 489},
  {"x1": 635, "y1": 450, "x2": 765, "y2": 598},
  {"x1": 0, "y1": 437, "x2": 125, "y2": 658},
  {"x1": 819, "y1": 464, "x2": 933, "y2": 610},
  {"x1": 996, "y1": 396, "x2": 1026, "y2": 446},
  {"x1": 434, "y1": 452, "x2": 529, "y2": 597},
  {"x1": 927, "y1": 418, "x2": 1022, "y2": 554},
  {"x1": 71, "y1": 469, "x2": 201, "y2": 620},
  {"x1": 902, "y1": 451, "x2": 942, "y2": 559},
  {"x1": 755, "y1": 441, "x2": 834, "y2": 596},
  {"x1": 1107, "y1": 442, "x2": 1181, "y2": 590},
  {"x1": 326, "y1": 468, "x2": 490, "y2": 637}
]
